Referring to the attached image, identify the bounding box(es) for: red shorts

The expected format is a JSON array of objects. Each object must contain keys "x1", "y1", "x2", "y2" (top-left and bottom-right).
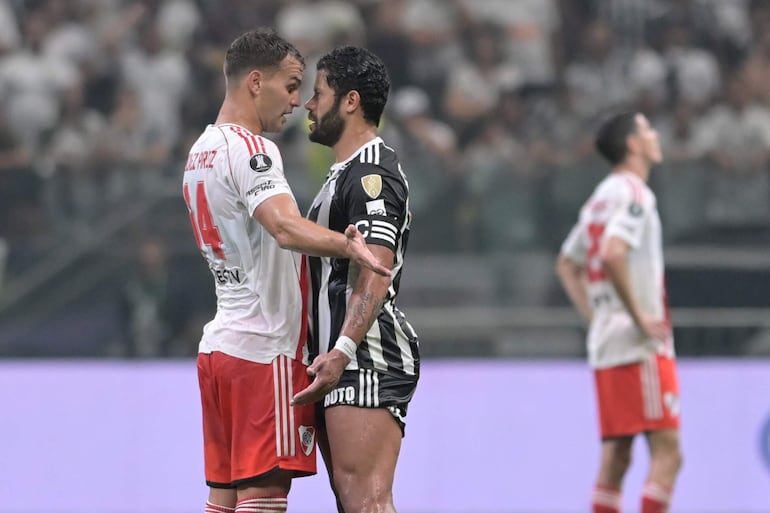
[
  {"x1": 197, "y1": 352, "x2": 316, "y2": 488},
  {"x1": 594, "y1": 354, "x2": 681, "y2": 439}
]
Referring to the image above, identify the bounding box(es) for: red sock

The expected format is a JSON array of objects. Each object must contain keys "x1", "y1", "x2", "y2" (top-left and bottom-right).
[
  {"x1": 641, "y1": 482, "x2": 672, "y2": 513},
  {"x1": 205, "y1": 501, "x2": 235, "y2": 513},
  {"x1": 592, "y1": 484, "x2": 621, "y2": 513},
  {"x1": 235, "y1": 496, "x2": 288, "y2": 513}
]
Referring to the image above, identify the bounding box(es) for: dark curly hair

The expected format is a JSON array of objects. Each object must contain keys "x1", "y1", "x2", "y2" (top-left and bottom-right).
[
  {"x1": 316, "y1": 46, "x2": 390, "y2": 126},
  {"x1": 224, "y1": 27, "x2": 304, "y2": 79}
]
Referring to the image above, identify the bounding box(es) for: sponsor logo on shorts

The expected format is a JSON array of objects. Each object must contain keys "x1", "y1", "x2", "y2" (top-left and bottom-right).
[
  {"x1": 298, "y1": 425, "x2": 315, "y2": 456},
  {"x1": 324, "y1": 386, "x2": 356, "y2": 407}
]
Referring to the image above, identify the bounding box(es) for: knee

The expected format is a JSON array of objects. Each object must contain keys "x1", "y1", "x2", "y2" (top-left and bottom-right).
[
  {"x1": 332, "y1": 470, "x2": 393, "y2": 513},
  {"x1": 613, "y1": 448, "x2": 633, "y2": 471},
  {"x1": 666, "y1": 446, "x2": 684, "y2": 474}
]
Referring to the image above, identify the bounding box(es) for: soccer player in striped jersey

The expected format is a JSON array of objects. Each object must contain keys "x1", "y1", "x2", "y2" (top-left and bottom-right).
[
  {"x1": 292, "y1": 47, "x2": 419, "y2": 513},
  {"x1": 183, "y1": 29, "x2": 389, "y2": 513},
  {"x1": 556, "y1": 112, "x2": 683, "y2": 513}
]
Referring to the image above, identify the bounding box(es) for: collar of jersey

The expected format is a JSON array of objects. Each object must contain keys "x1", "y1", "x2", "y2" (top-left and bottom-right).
[{"x1": 328, "y1": 136, "x2": 384, "y2": 177}]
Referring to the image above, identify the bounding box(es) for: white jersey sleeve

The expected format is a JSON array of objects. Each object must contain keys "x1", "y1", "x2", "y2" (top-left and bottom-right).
[
  {"x1": 604, "y1": 176, "x2": 651, "y2": 249},
  {"x1": 225, "y1": 126, "x2": 294, "y2": 216},
  {"x1": 560, "y1": 222, "x2": 587, "y2": 265}
]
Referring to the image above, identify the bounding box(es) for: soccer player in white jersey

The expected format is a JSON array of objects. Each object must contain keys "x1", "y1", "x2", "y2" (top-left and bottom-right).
[
  {"x1": 556, "y1": 112, "x2": 683, "y2": 513},
  {"x1": 182, "y1": 29, "x2": 389, "y2": 513},
  {"x1": 292, "y1": 47, "x2": 418, "y2": 513}
]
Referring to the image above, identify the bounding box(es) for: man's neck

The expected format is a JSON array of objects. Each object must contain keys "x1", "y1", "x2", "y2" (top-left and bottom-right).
[
  {"x1": 333, "y1": 124, "x2": 378, "y2": 163},
  {"x1": 216, "y1": 94, "x2": 263, "y2": 135},
  {"x1": 614, "y1": 157, "x2": 650, "y2": 182}
]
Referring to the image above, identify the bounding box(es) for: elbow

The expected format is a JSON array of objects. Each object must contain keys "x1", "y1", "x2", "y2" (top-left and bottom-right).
[
  {"x1": 270, "y1": 223, "x2": 296, "y2": 250},
  {"x1": 600, "y1": 249, "x2": 624, "y2": 271},
  {"x1": 555, "y1": 254, "x2": 576, "y2": 280}
]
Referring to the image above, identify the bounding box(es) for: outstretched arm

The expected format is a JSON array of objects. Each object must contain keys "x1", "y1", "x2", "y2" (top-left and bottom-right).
[
  {"x1": 292, "y1": 244, "x2": 393, "y2": 405},
  {"x1": 254, "y1": 194, "x2": 390, "y2": 277}
]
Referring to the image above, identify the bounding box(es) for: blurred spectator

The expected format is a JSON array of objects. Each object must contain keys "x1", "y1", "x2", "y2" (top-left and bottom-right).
[
  {"x1": 120, "y1": 17, "x2": 190, "y2": 162},
  {"x1": 0, "y1": 8, "x2": 79, "y2": 150},
  {"x1": 0, "y1": 107, "x2": 41, "y2": 243},
  {"x1": 0, "y1": 0, "x2": 21, "y2": 54},
  {"x1": 442, "y1": 22, "x2": 522, "y2": 141},
  {"x1": 41, "y1": 80, "x2": 107, "y2": 228},
  {"x1": 400, "y1": 0, "x2": 464, "y2": 100},
  {"x1": 564, "y1": 21, "x2": 629, "y2": 120},
  {"x1": 382, "y1": 85, "x2": 461, "y2": 249},
  {"x1": 118, "y1": 235, "x2": 176, "y2": 357},
  {"x1": 742, "y1": 27, "x2": 770, "y2": 106},
  {"x1": 693, "y1": 74, "x2": 770, "y2": 228},
  {"x1": 459, "y1": 0, "x2": 562, "y2": 87}
]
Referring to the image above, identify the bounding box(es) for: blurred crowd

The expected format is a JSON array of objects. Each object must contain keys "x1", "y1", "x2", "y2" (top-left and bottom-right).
[{"x1": 2, "y1": 0, "x2": 770, "y2": 261}]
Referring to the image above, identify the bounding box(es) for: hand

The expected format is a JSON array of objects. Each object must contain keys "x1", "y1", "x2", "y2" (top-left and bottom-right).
[
  {"x1": 636, "y1": 313, "x2": 670, "y2": 342},
  {"x1": 291, "y1": 350, "x2": 350, "y2": 406},
  {"x1": 344, "y1": 224, "x2": 391, "y2": 277}
]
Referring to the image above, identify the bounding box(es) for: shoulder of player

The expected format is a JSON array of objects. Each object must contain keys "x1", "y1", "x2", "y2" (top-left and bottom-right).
[{"x1": 217, "y1": 124, "x2": 282, "y2": 159}]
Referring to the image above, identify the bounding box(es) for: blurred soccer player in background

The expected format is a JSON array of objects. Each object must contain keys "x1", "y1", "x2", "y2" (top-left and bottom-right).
[
  {"x1": 556, "y1": 112, "x2": 683, "y2": 513},
  {"x1": 182, "y1": 29, "x2": 388, "y2": 513},
  {"x1": 292, "y1": 46, "x2": 419, "y2": 513}
]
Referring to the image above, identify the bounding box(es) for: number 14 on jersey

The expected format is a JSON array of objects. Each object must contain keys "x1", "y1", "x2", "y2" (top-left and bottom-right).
[{"x1": 183, "y1": 181, "x2": 225, "y2": 259}]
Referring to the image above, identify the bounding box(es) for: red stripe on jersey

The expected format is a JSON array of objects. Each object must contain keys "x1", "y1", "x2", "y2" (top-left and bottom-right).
[
  {"x1": 253, "y1": 135, "x2": 266, "y2": 154},
  {"x1": 230, "y1": 126, "x2": 255, "y2": 154},
  {"x1": 296, "y1": 255, "x2": 310, "y2": 361}
]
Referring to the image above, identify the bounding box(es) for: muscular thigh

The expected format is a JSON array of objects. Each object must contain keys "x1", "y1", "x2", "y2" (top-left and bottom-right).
[{"x1": 324, "y1": 406, "x2": 402, "y2": 476}]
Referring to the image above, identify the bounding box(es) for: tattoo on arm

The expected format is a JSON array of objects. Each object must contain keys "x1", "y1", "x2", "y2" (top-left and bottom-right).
[{"x1": 351, "y1": 291, "x2": 386, "y2": 329}]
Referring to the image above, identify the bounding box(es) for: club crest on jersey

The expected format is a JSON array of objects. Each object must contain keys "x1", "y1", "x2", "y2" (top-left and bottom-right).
[
  {"x1": 298, "y1": 425, "x2": 316, "y2": 456},
  {"x1": 249, "y1": 153, "x2": 272, "y2": 173},
  {"x1": 361, "y1": 174, "x2": 382, "y2": 199}
]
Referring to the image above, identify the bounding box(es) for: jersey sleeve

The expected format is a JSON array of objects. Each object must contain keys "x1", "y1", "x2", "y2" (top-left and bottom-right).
[
  {"x1": 604, "y1": 181, "x2": 649, "y2": 249},
  {"x1": 228, "y1": 134, "x2": 294, "y2": 216},
  {"x1": 337, "y1": 163, "x2": 406, "y2": 252},
  {"x1": 560, "y1": 221, "x2": 586, "y2": 264}
]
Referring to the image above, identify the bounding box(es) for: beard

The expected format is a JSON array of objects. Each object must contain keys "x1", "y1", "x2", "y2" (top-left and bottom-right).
[{"x1": 309, "y1": 101, "x2": 345, "y2": 147}]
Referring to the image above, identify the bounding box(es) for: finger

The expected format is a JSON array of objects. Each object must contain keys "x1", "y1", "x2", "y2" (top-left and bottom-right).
[{"x1": 291, "y1": 379, "x2": 326, "y2": 406}]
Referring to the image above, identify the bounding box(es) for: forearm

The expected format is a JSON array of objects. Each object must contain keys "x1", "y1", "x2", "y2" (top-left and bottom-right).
[
  {"x1": 556, "y1": 256, "x2": 592, "y2": 322},
  {"x1": 272, "y1": 215, "x2": 348, "y2": 257},
  {"x1": 602, "y1": 255, "x2": 643, "y2": 326},
  {"x1": 339, "y1": 274, "x2": 390, "y2": 344}
]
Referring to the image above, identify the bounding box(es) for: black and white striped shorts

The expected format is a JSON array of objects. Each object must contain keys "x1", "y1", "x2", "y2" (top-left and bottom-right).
[{"x1": 322, "y1": 368, "x2": 418, "y2": 434}]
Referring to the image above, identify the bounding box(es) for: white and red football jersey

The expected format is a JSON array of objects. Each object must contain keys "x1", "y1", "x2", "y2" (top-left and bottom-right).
[
  {"x1": 561, "y1": 171, "x2": 674, "y2": 369},
  {"x1": 182, "y1": 123, "x2": 308, "y2": 364}
]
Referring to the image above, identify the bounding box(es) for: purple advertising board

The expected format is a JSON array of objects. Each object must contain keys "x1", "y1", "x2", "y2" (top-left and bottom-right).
[{"x1": 1, "y1": 359, "x2": 769, "y2": 513}]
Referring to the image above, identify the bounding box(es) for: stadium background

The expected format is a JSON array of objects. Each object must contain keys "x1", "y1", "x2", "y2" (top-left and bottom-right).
[{"x1": 0, "y1": 0, "x2": 769, "y2": 512}]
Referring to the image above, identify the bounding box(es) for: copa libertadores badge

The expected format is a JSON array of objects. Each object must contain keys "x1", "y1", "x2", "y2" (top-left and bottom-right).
[{"x1": 249, "y1": 153, "x2": 273, "y2": 172}]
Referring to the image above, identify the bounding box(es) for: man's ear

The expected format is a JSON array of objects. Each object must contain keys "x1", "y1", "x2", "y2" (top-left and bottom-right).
[
  {"x1": 343, "y1": 90, "x2": 361, "y2": 114},
  {"x1": 246, "y1": 69, "x2": 263, "y2": 96},
  {"x1": 626, "y1": 133, "x2": 640, "y2": 155}
]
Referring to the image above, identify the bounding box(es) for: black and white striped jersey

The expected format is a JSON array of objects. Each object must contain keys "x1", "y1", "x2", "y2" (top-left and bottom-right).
[{"x1": 307, "y1": 136, "x2": 419, "y2": 378}]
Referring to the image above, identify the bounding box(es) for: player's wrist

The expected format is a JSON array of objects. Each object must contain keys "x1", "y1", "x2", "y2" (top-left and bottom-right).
[{"x1": 333, "y1": 335, "x2": 357, "y2": 361}]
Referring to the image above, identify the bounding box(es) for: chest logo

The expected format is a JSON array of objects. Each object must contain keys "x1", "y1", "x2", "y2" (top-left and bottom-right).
[
  {"x1": 361, "y1": 174, "x2": 382, "y2": 199},
  {"x1": 249, "y1": 153, "x2": 273, "y2": 173}
]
